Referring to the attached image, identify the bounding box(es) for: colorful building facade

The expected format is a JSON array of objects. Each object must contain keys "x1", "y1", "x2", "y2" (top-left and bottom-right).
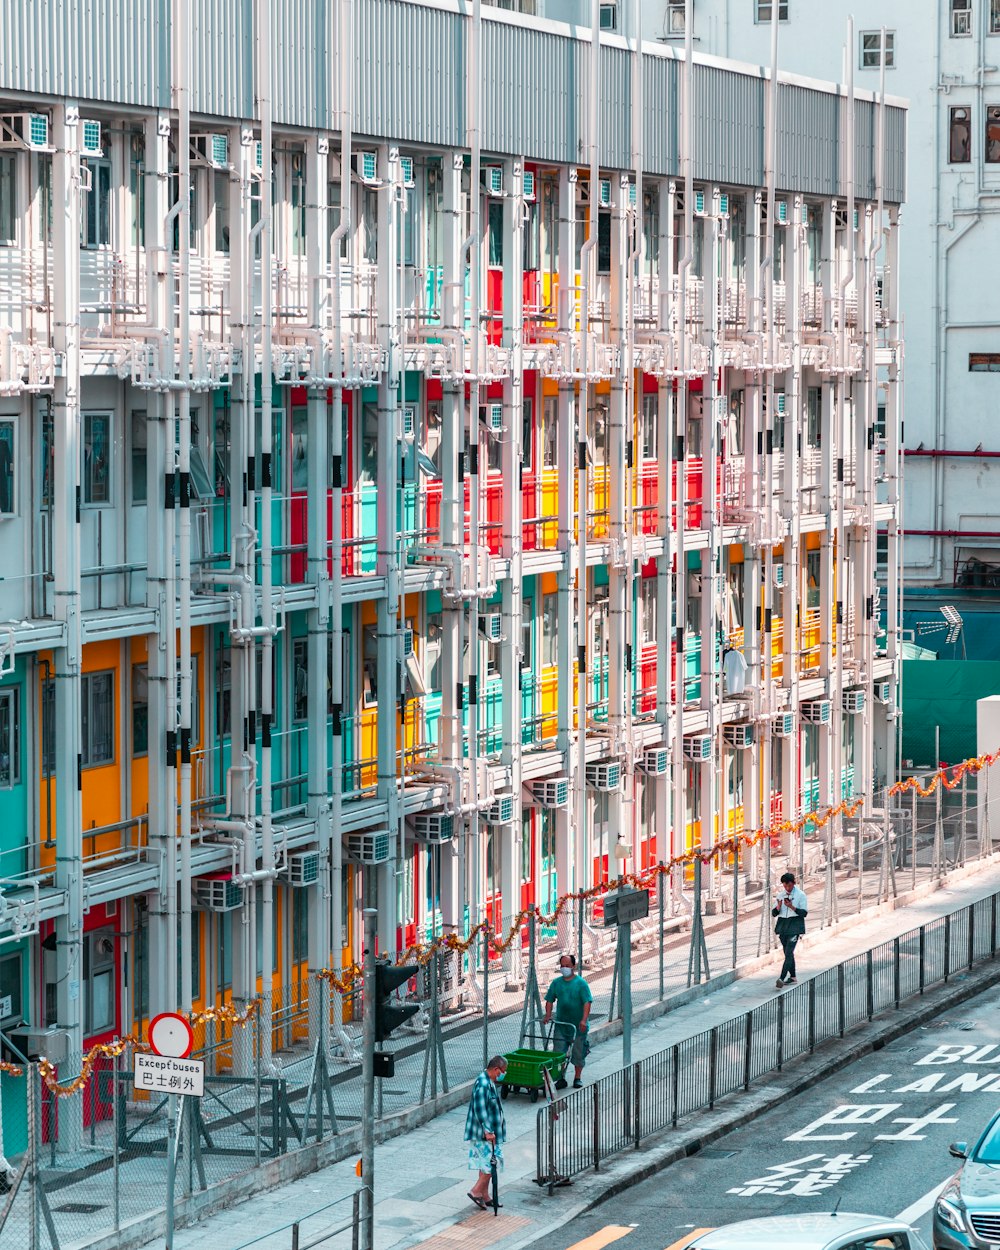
[{"x1": 0, "y1": 0, "x2": 903, "y2": 1144}]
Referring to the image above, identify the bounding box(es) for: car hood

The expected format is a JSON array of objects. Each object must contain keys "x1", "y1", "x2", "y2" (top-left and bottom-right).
[{"x1": 959, "y1": 1161, "x2": 1000, "y2": 1206}]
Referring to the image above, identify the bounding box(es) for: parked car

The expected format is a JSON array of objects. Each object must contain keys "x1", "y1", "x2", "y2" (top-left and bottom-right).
[
  {"x1": 681, "y1": 1212, "x2": 929, "y2": 1250},
  {"x1": 934, "y1": 1111, "x2": 1000, "y2": 1250}
]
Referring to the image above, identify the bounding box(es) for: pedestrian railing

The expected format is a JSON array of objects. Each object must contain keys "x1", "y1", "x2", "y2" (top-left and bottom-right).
[{"x1": 536, "y1": 889, "x2": 1000, "y2": 1191}]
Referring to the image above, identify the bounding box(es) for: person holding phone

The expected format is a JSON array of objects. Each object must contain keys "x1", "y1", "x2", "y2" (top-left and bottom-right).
[{"x1": 772, "y1": 871, "x2": 808, "y2": 988}]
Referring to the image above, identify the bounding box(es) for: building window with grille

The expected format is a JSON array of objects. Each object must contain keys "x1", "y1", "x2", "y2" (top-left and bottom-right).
[
  {"x1": 952, "y1": 0, "x2": 972, "y2": 35},
  {"x1": 860, "y1": 30, "x2": 894, "y2": 68},
  {"x1": 665, "y1": 0, "x2": 686, "y2": 35},
  {"x1": 83, "y1": 412, "x2": 111, "y2": 505},
  {"x1": 81, "y1": 158, "x2": 112, "y2": 248},
  {"x1": 641, "y1": 394, "x2": 658, "y2": 461},
  {"x1": 541, "y1": 595, "x2": 559, "y2": 669},
  {"x1": 755, "y1": 1, "x2": 788, "y2": 21},
  {"x1": 293, "y1": 637, "x2": 309, "y2": 723},
  {"x1": 131, "y1": 664, "x2": 148, "y2": 756},
  {"x1": 987, "y1": 106, "x2": 1000, "y2": 162},
  {"x1": 0, "y1": 687, "x2": 19, "y2": 789},
  {"x1": 0, "y1": 154, "x2": 15, "y2": 245},
  {"x1": 950, "y1": 108, "x2": 973, "y2": 163},
  {"x1": 0, "y1": 419, "x2": 14, "y2": 515},
  {"x1": 82, "y1": 671, "x2": 114, "y2": 767}
]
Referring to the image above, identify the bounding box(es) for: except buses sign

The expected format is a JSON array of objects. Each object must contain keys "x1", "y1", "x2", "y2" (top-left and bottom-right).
[{"x1": 135, "y1": 1012, "x2": 205, "y2": 1097}]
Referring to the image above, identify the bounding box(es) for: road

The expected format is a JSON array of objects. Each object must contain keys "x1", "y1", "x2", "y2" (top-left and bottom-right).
[{"x1": 531, "y1": 980, "x2": 1000, "y2": 1250}]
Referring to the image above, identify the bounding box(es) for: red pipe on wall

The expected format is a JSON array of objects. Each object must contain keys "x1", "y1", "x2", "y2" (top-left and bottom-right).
[
  {"x1": 904, "y1": 449, "x2": 1000, "y2": 458},
  {"x1": 905, "y1": 529, "x2": 1000, "y2": 538}
]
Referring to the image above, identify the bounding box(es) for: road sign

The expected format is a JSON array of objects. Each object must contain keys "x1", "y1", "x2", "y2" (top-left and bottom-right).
[
  {"x1": 148, "y1": 1012, "x2": 194, "y2": 1059},
  {"x1": 134, "y1": 1052, "x2": 205, "y2": 1098},
  {"x1": 603, "y1": 888, "x2": 650, "y2": 928}
]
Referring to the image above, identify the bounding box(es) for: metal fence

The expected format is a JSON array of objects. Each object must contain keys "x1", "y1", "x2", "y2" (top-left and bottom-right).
[{"x1": 536, "y1": 888, "x2": 1000, "y2": 1190}]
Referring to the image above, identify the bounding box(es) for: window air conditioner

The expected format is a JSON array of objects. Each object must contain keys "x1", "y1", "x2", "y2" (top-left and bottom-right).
[
  {"x1": 358, "y1": 151, "x2": 378, "y2": 184},
  {"x1": 478, "y1": 613, "x2": 503, "y2": 643},
  {"x1": 628, "y1": 183, "x2": 637, "y2": 208},
  {"x1": 873, "y1": 680, "x2": 892, "y2": 705},
  {"x1": 723, "y1": 722, "x2": 755, "y2": 749},
  {"x1": 531, "y1": 777, "x2": 570, "y2": 808},
  {"x1": 843, "y1": 689, "x2": 866, "y2": 715},
  {"x1": 485, "y1": 166, "x2": 504, "y2": 197},
  {"x1": 683, "y1": 733, "x2": 713, "y2": 762},
  {"x1": 0, "y1": 113, "x2": 52, "y2": 151},
  {"x1": 401, "y1": 628, "x2": 414, "y2": 659},
  {"x1": 586, "y1": 761, "x2": 622, "y2": 791},
  {"x1": 484, "y1": 794, "x2": 515, "y2": 826},
  {"x1": 195, "y1": 133, "x2": 230, "y2": 169},
  {"x1": 253, "y1": 140, "x2": 264, "y2": 174},
  {"x1": 773, "y1": 563, "x2": 785, "y2": 588},
  {"x1": 80, "y1": 120, "x2": 102, "y2": 156},
  {"x1": 346, "y1": 829, "x2": 392, "y2": 864},
  {"x1": 775, "y1": 199, "x2": 788, "y2": 225},
  {"x1": 399, "y1": 155, "x2": 415, "y2": 187},
  {"x1": 639, "y1": 747, "x2": 669, "y2": 776},
  {"x1": 480, "y1": 403, "x2": 504, "y2": 434},
  {"x1": 718, "y1": 192, "x2": 729, "y2": 217},
  {"x1": 774, "y1": 710, "x2": 795, "y2": 737},
  {"x1": 694, "y1": 189, "x2": 706, "y2": 216},
  {"x1": 281, "y1": 851, "x2": 321, "y2": 887},
  {"x1": 598, "y1": 178, "x2": 612, "y2": 208},
  {"x1": 775, "y1": 392, "x2": 786, "y2": 415},
  {"x1": 522, "y1": 170, "x2": 536, "y2": 201},
  {"x1": 194, "y1": 876, "x2": 242, "y2": 913},
  {"x1": 802, "y1": 699, "x2": 832, "y2": 725},
  {"x1": 412, "y1": 813, "x2": 456, "y2": 844},
  {"x1": 401, "y1": 406, "x2": 416, "y2": 440}
]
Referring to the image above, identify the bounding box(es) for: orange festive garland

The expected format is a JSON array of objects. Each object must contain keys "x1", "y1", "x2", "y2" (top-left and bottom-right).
[
  {"x1": 39, "y1": 1036, "x2": 144, "y2": 1097},
  {"x1": 0, "y1": 1061, "x2": 23, "y2": 1077}
]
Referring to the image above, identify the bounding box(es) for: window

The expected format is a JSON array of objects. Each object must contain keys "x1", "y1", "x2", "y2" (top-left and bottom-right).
[
  {"x1": 541, "y1": 595, "x2": 559, "y2": 668},
  {"x1": 970, "y1": 353, "x2": 1000, "y2": 371},
  {"x1": 589, "y1": 403, "x2": 608, "y2": 467},
  {"x1": 599, "y1": 2, "x2": 617, "y2": 30},
  {"x1": 596, "y1": 211, "x2": 611, "y2": 274},
  {"x1": 640, "y1": 577, "x2": 657, "y2": 644},
  {"x1": 131, "y1": 410, "x2": 147, "y2": 503},
  {"x1": 987, "y1": 106, "x2": 1000, "y2": 163},
  {"x1": 361, "y1": 187, "x2": 377, "y2": 263},
  {"x1": 488, "y1": 200, "x2": 503, "y2": 267},
  {"x1": 293, "y1": 889, "x2": 309, "y2": 963},
  {"x1": 950, "y1": 107, "x2": 972, "y2": 163},
  {"x1": 129, "y1": 136, "x2": 145, "y2": 247},
  {"x1": 641, "y1": 394, "x2": 658, "y2": 460},
  {"x1": 0, "y1": 418, "x2": 14, "y2": 514},
  {"x1": 0, "y1": 951, "x2": 22, "y2": 1024},
  {"x1": 665, "y1": 0, "x2": 686, "y2": 35},
  {"x1": 542, "y1": 396, "x2": 558, "y2": 468},
  {"x1": 522, "y1": 399, "x2": 534, "y2": 472},
  {"x1": 84, "y1": 929, "x2": 116, "y2": 1034},
  {"x1": 952, "y1": 0, "x2": 972, "y2": 35},
  {"x1": 425, "y1": 611, "x2": 443, "y2": 691},
  {"x1": 0, "y1": 154, "x2": 15, "y2": 244},
  {"x1": 860, "y1": 30, "x2": 894, "y2": 68},
  {"x1": 360, "y1": 403, "x2": 378, "y2": 484},
  {"x1": 82, "y1": 671, "x2": 114, "y2": 767},
  {"x1": 293, "y1": 637, "x2": 309, "y2": 722},
  {"x1": 755, "y1": 0, "x2": 788, "y2": 20},
  {"x1": 806, "y1": 387, "x2": 822, "y2": 448},
  {"x1": 132, "y1": 664, "x2": 148, "y2": 756},
  {"x1": 362, "y1": 625, "x2": 378, "y2": 707},
  {"x1": 523, "y1": 200, "x2": 540, "y2": 272},
  {"x1": 290, "y1": 154, "x2": 306, "y2": 257},
  {"x1": 83, "y1": 413, "x2": 111, "y2": 504},
  {"x1": 0, "y1": 687, "x2": 19, "y2": 788},
  {"x1": 82, "y1": 158, "x2": 112, "y2": 247},
  {"x1": 993, "y1": 0, "x2": 1000, "y2": 33},
  {"x1": 214, "y1": 170, "x2": 230, "y2": 253}
]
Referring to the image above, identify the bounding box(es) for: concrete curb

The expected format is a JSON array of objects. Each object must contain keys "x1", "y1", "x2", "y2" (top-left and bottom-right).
[{"x1": 477, "y1": 955, "x2": 1000, "y2": 1250}]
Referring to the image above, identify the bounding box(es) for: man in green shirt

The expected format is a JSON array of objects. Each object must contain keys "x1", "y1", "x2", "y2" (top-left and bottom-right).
[{"x1": 543, "y1": 954, "x2": 593, "y2": 1089}]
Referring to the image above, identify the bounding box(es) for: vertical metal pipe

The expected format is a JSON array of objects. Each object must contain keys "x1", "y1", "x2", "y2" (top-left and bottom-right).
[{"x1": 361, "y1": 908, "x2": 377, "y2": 1250}]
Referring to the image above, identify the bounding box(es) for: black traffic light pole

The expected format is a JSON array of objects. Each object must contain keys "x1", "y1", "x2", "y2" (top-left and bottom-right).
[{"x1": 361, "y1": 907, "x2": 376, "y2": 1250}]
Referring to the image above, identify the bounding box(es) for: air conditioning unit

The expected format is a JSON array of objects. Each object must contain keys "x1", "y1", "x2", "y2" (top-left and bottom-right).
[
  {"x1": 532, "y1": 777, "x2": 570, "y2": 808},
  {"x1": 628, "y1": 182, "x2": 637, "y2": 208},
  {"x1": 723, "y1": 722, "x2": 755, "y2": 749},
  {"x1": 412, "y1": 812, "x2": 456, "y2": 844},
  {"x1": 401, "y1": 628, "x2": 414, "y2": 659},
  {"x1": 773, "y1": 563, "x2": 785, "y2": 589},
  {"x1": 485, "y1": 165, "x2": 504, "y2": 196},
  {"x1": 800, "y1": 202, "x2": 810, "y2": 226},
  {"x1": 522, "y1": 170, "x2": 536, "y2": 201},
  {"x1": 586, "y1": 761, "x2": 621, "y2": 791},
  {"x1": 401, "y1": 406, "x2": 416, "y2": 440},
  {"x1": 694, "y1": 188, "x2": 706, "y2": 216},
  {"x1": 802, "y1": 699, "x2": 832, "y2": 725},
  {"x1": 775, "y1": 199, "x2": 788, "y2": 225},
  {"x1": 774, "y1": 710, "x2": 795, "y2": 737},
  {"x1": 194, "y1": 876, "x2": 242, "y2": 913},
  {"x1": 346, "y1": 829, "x2": 392, "y2": 864},
  {"x1": 775, "y1": 392, "x2": 786, "y2": 415},
  {"x1": 480, "y1": 403, "x2": 504, "y2": 433},
  {"x1": 195, "y1": 133, "x2": 230, "y2": 169},
  {"x1": 598, "y1": 178, "x2": 612, "y2": 208},
  {"x1": 639, "y1": 747, "x2": 669, "y2": 776},
  {"x1": 683, "y1": 733, "x2": 713, "y2": 762},
  {"x1": 873, "y1": 680, "x2": 892, "y2": 705},
  {"x1": 0, "y1": 112, "x2": 52, "y2": 151},
  {"x1": 718, "y1": 192, "x2": 730, "y2": 217},
  {"x1": 479, "y1": 613, "x2": 503, "y2": 643},
  {"x1": 399, "y1": 155, "x2": 415, "y2": 187},
  {"x1": 80, "y1": 119, "x2": 102, "y2": 155},
  {"x1": 484, "y1": 794, "x2": 515, "y2": 826},
  {"x1": 282, "y1": 851, "x2": 320, "y2": 887},
  {"x1": 358, "y1": 151, "x2": 378, "y2": 184},
  {"x1": 843, "y1": 689, "x2": 866, "y2": 715},
  {"x1": 252, "y1": 140, "x2": 264, "y2": 174}
]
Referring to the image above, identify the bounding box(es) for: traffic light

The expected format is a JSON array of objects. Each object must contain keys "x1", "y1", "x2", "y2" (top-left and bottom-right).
[{"x1": 374, "y1": 962, "x2": 418, "y2": 1043}]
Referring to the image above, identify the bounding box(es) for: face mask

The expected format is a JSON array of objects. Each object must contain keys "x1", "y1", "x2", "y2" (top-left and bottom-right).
[{"x1": 560, "y1": 966, "x2": 574, "y2": 978}]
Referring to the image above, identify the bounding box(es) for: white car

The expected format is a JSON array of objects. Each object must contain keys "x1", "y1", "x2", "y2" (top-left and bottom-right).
[{"x1": 679, "y1": 1213, "x2": 931, "y2": 1250}]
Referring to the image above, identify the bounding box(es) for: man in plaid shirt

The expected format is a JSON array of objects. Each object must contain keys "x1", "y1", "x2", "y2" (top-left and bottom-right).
[{"x1": 464, "y1": 1055, "x2": 508, "y2": 1209}]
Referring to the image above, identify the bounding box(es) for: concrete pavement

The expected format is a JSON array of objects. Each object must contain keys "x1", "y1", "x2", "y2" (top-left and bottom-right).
[{"x1": 132, "y1": 856, "x2": 1000, "y2": 1250}]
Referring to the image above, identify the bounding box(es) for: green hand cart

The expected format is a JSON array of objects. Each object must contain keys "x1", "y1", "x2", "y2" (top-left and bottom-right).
[{"x1": 499, "y1": 1022, "x2": 575, "y2": 1104}]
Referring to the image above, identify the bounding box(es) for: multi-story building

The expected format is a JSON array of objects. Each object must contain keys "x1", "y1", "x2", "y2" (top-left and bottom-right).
[
  {"x1": 0, "y1": 0, "x2": 902, "y2": 1143},
  {"x1": 633, "y1": 0, "x2": 1000, "y2": 758}
]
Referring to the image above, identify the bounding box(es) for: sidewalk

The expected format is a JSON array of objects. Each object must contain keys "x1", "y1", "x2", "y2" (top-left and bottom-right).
[{"x1": 139, "y1": 857, "x2": 1000, "y2": 1250}]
